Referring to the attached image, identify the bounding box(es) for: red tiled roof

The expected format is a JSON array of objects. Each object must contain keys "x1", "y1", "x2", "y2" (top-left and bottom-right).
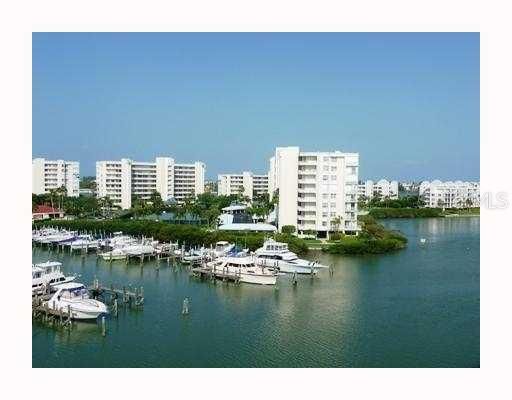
[{"x1": 33, "y1": 205, "x2": 62, "y2": 214}]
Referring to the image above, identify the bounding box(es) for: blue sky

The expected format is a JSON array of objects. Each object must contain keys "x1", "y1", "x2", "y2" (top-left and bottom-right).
[{"x1": 33, "y1": 33, "x2": 479, "y2": 180}]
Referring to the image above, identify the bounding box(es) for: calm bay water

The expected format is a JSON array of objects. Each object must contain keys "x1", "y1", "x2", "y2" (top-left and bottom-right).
[{"x1": 32, "y1": 217, "x2": 480, "y2": 368}]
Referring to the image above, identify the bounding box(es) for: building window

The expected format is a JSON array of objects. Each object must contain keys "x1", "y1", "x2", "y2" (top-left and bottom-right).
[
  {"x1": 322, "y1": 202, "x2": 328, "y2": 208},
  {"x1": 323, "y1": 175, "x2": 328, "y2": 181},
  {"x1": 330, "y1": 193, "x2": 336, "y2": 199},
  {"x1": 331, "y1": 175, "x2": 336, "y2": 181},
  {"x1": 330, "y1": 202, "x2": 336, "y2": 207},
  {"x1": 331, "y1": 166, "x2": 337, "y2": 171}
]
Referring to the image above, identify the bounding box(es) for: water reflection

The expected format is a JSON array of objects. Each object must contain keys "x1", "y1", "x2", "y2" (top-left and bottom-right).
[{"x1": 33, "y1": 217, "x2": 480, "y2": 367}]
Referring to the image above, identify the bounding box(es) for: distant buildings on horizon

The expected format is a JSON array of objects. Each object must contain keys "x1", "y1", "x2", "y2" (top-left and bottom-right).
[{"x1": 33, "y1": 154, "x2": 480, "y2": 232}]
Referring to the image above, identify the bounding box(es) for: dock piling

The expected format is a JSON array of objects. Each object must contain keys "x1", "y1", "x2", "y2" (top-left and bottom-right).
[{"x1": 101, "y1": 316, "x2": 106, "y2": 336}]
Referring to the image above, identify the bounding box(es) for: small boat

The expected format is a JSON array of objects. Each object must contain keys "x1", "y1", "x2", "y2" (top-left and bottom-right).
[
  {"x1": 69, "y1": 235, "x2": 100, "y2": 250},
  {"x1": 123, "y1": 243, "x2": 155, "y2": 256},
  {"x1": 32, "y1": 261, "x2": 76, "y2": 295},
  {"x1": 182, "y1": 248, "x2": 209, "y2": 264},
  {"x1": 255, "y1": 238, "x2": 329, "y2": 274},
  {"x1": 45, "y1": 282, "x2": 108, "y2": 320},
  {"x1": 213, "y1": 241, "x2": 235, "y2": 258},
  {"x1": 100, "y1": 248, "x2": 127, "y2": 261},
  {"x1": 206, "y1": 256, "x2": 278, "y2": 285}
]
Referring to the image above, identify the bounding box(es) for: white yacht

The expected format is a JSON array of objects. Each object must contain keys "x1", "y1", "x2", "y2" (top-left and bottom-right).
[
  {"x1": 105, "y1": 232, "x2": 137, "y2": 248},
  {"x1": 32, "y1": 261, "x2": 75, "y2": 294},
  {"x1": 213, "y1": 241, "x2": 235, "y2": 257},
  {"x1": 69, "y1": 235, "x2": 100, "y2": 250},
  {"x1": 100, "y1": 247, "x2": 128, "y2": 261},
  {"x1": 123, "y1": 243, "x2": 156, "y2": 256},
  {"x1": 207, "y1": 256, "x2": 277, "y2": 285},
  {"x1": 254, "y1": 239, "x2": 329, "y2": 274},
  {"x1": 45, "y1": 282, "x2": 108, "y2": 320},
  {"x1": 182, "y1": 247, "x2": 209, "y2": 264}
]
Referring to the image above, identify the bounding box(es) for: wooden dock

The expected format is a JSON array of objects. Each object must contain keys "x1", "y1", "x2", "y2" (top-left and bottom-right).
[
  {"x1": 89, "y1": 279, "x2": 144, "y2": 307},
  {"x1": 32, "y1": 295, "x2": 73, "y2": 327},
  {"x1": 191, "y1": 266, "x2": 241, "y2": 284}
]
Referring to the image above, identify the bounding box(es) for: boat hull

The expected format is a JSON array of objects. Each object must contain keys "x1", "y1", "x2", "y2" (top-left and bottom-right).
[
  {"x1": 256, "y1": 259, "x2": 320, "y2": 274},
  {"x1": 100, "y1": 253, "x2": 126, "y2": 261},
  {"x1": 239, "y1": 273, "x2": 277, "y2": 285}
]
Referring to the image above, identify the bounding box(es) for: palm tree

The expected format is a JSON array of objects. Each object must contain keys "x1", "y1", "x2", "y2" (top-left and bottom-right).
[
  {"x1": 56, "y1": 185, "x2": 67, "y2": 211},
  {"x1": 48, "y1": 188, "x2": 58, "y2": 210},
  {"x1": 330, "y1": 215, "x2": 343, "y2": 239}
]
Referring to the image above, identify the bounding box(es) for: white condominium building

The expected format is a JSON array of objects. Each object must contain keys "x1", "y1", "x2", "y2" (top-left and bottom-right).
[
  {"x1": 268, "y1": 146, "x2": 359, "y2": 236},
  {"x1": 217, "y1": 171, "x2": 269, "y2": 199},
  {"x1": 358, "y1": 179, "x2": 399, "y2": 200},
  {"x1": 32, "y1": 158, "x2": 80, "y2": 197},
  {"x1": 96, "y1": 157, "x2": 205, "y2": 209},
  {"x1": 419, "y1": 180, "x2": 480, "y2": 208}
]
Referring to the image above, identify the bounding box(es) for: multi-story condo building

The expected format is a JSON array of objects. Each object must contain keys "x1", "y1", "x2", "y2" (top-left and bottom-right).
[
  {"x1": 32, "y1": 158, "x2": 80, "y2": 197},
  {"x1": 268, "y1": 146, "x2": 359, "y2": 236},
  {"x1": 358, "y1": 179, "x2": 399, "y2": 200},
  {"x1": 419, "y1": 180, "x2": 480, "y2": 208},
  {"x1": 217, "y1": 171, "x2": 269, "y2": 200},
  {"x1": 96, "y1": 157, "x2": 205, "y2": 209}
]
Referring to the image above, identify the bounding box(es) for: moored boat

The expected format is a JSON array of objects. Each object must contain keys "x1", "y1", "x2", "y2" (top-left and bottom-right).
[
  {"x1": 44, "y1": 282, "x2": 108, "y2": 320},
  {"x1": 32, "y1": 261, "x2": 76, "y2": 295},
  {"x1": 206, "y1": 256, "x2": 277, "y2": 285},
  {"x1": 254, "y1": 238, "x2": 329, "y2": 274}
]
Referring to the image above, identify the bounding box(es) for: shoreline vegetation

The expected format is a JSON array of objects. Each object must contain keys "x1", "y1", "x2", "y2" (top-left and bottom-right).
[
  {"x1": 321, "y1": 215, "x2": 408, "y2": 255},
  {"x1": 34, "y1": 219, "x2": 310, "y2": 255},
  {"x1": 368, "y1": 207, "x2": 480, "y2": 219},
  {"x1": 35, "y1": 215, "x2": 408, "y2": 257}
]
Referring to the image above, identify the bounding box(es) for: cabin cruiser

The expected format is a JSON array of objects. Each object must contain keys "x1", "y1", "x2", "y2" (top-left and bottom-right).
[
  {"x1": 45, "y1": 282, "x2": 108, "y2": 320},
  {"x1": 68, "y1": 235, "x2": 100, "y2": 250},
  {"x1": 37, "y1": 231, "x2": 77, "y2": 244},
  {"x1": 104, "y1": 232, "x2": 137, "y2": 248},
  {"x1": 207, "y1": 256, "x2": 277, "y2": 285},
  {"x1": 100, "y1": 247, "x2": 128, "y2": 261},
  {"x1": 32, "y1": 228, "x2": 60, "y2": 242},
  {"x1": 213, "y1": 241, "x2": 235, "y2": 257},
  {"x1": 255, "y1": 239, "x2": 329, "y2": 274},
  {"x1": 123, "y1": 242, "x2": 156, "y2": 256},
  {"x1": 32, "y1": 261, "x2": 75, "y2": 295},
  {"x1": 182, "y1": 247, "x2": 210, "y2": 264}
]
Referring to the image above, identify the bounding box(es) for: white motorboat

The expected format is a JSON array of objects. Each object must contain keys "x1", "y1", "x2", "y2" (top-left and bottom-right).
[
  {"x1": 206, "y1": 256, "x2": 277, "y2": 285},
  {"x1": 182, "y1": 247, "x2": 209, "y2": 264},
  {"x1": 32, "y1": 228, "x2": 59, "y2": 242},
  {"x1": 69, "y1": 235, "x2": 100, "y2": 250},
  {"x1": 254, "y1": 238, "x2": 329, "y2": 274},
  {"x1": 213, "y1": 241, "x2": 235, "y2": 257},
  {"x1": 45, "y1": 282, "x2": 108, "y2": 320},
  {"x1": 32, "y1": 261, "x2": 76, "y2": 294},
  {"x1": 37, "y1": 231, "x2": 77, "y2": 244},
  {"x1": 100, "y1": 248, "x2": 128, "y2": 261},
  {"x1": 123, "y1": 243, "x2": 155, "y2": 256},
  {"x1": 105, "y1": 232, "x2": 137, "y2": 248}
]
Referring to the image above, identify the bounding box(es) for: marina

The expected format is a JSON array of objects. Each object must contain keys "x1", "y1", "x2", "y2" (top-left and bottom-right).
[{"x1": 32, "y1": 217, "x2": 480, "y2": 367}]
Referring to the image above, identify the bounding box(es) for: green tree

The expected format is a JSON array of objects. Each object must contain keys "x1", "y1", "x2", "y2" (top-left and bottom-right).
[{"x1": 281, "y1": 225, "x2": 296, "y2": 234}]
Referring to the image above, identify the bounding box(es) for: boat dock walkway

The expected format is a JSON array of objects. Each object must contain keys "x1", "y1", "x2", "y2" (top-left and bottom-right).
[
  {"x1": 32, "y1": 294, "x2": 73, "y2": 327},
  {"x1": 89, "y1": 279, "x2": 145, "y2": 307},
  {"x1": 191, "y1": 266, "x2": 241, "y2": 284}
]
